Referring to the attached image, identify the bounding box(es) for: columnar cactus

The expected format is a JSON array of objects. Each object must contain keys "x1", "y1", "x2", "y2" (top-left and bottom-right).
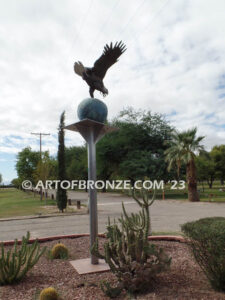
[
  {"x1": 92, "y1": 188, "x2": 171, "y2": 296},
  {"x1": 0, "y1": 232, "x2": 46, "y2": 285}
]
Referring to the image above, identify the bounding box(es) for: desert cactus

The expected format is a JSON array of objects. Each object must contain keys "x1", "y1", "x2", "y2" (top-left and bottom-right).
[
  {"x1": 92, "y1": 188, "x2": 171, "y2": 296},
  {"x1": 0, "y1": 232, "x2": 46, "y2": 285},
  {"x1": 39, "y1": 287, "x2": 59, "y2": 300},
  {"x1": 51, "y1": 243, "x2": 68, "y2": 259},
  {"x1": 100, "y1": 281, "x2": 123, "y2": 298},
  {"x1": 131, "y1": 187, "x2": 155, "y2": 236}
]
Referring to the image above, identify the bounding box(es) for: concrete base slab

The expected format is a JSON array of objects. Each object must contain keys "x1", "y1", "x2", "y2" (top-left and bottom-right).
[{"x1": 70, "y1": 258, "x2": 110, "y2": 275}]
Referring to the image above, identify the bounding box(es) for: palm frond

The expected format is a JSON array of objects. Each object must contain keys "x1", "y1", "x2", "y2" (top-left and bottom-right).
[{"x1": 164, "y1": 127, "x2": 205, "y2": 173}]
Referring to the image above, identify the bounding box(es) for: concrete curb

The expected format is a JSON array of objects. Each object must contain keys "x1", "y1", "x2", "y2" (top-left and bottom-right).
[
  {"x1": 0, "y1": 211, "x2": 87, "y2": 222},
  {"x1": 2, "y1": 233, "x2": 186, "y2": 246}
]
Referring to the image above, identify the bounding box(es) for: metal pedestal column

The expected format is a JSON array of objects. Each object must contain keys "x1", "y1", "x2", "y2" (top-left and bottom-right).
[
  {"x1": 87, "y1": 127, "x2": 98, "y2": 264},
  {"x1": 65, "y1": 119, "x2": 118, "y2": 265}
]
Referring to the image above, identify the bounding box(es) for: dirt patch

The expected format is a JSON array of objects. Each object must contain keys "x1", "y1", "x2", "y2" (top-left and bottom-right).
[{"x1": 0, "y1": 237, "x2": 225, "y2": 300}]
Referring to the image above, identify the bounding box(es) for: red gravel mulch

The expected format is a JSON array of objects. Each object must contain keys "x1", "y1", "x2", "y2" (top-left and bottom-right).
[{"x1": 0, "y1": 237, "x2": 225, "y2": 300}]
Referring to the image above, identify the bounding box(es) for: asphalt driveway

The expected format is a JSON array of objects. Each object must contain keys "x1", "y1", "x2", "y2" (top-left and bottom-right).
[{"x1": 0, "y1": 192, "x2": 225, "y2": 241}]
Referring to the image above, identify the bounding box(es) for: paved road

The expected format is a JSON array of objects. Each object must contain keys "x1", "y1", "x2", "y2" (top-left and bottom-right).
[{"x1": 1, "y1": 192, "x2": 225, "y2": 241}]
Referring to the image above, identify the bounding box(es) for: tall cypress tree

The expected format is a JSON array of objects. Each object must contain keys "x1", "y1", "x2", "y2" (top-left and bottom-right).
[{"x1": 56, "y1": 111, "x2": 67, "y2": 212}]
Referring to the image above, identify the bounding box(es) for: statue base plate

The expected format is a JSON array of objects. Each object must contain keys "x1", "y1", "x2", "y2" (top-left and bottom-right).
[{"x1": 70, "y1": 258, "x2": 110, "y2": 275}]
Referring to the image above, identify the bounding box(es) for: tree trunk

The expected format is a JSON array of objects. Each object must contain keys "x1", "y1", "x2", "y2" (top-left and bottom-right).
[
  {"x1": 201, "y1": 181, "x2": 204, "y2": 192},
  {"x1": 207, "y1": 181, "x2": 213, "y2": 189},
  {"x1": 186, "y1": 159, "x2": 199, "y2": 202},
  {"x1": 102, "y1": 176, "x2": 109, "y2": 192},
  {"x1": 207, "y1": 176, "x2": 214, "y2": 189}
]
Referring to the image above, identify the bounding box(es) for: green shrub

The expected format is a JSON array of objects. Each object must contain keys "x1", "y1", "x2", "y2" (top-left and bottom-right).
[
  {"x1": 181, "y1": 217, "x2": 225, "y2": 292},
  {"x1": 0, "y1": 232, "x2": 46, "y2": 285},
  {"x1": 39, "y1": 287, "x2": 59, "y2": 300},
  {"x1": 92, "y1": 188, "x2": 171, "y2": 297},
  {"x1": 50, "y1": 243, "x2": 69, "y2": 259}
]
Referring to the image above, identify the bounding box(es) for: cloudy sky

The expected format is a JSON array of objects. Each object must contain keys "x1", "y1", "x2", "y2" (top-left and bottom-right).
[{"x1": 0, "y1": 0, "x2": 225, "y2": 183}]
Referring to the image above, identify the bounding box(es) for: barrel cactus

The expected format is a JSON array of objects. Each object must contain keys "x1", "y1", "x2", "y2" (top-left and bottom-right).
[
  {"x1": 51, "y1": 243, "x2": 68, "y2": 259},
  {"x1": 39, "y1": 287, "x2": 59, "y2": 300}
]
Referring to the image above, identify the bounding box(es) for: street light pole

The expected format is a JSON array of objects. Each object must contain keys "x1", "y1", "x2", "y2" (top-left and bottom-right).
[{"x1": 31, "y1": 132, "x2": 50, "y2": 201}]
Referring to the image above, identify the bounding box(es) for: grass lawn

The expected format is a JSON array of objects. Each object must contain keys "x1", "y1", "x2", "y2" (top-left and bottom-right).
[
  {"x1": 152, "y1": 231, "x2": 182, "y2": 236},
  {"x1": 120, "y1": 180, "x2": 225, "y2": 202},
  {"x1": 0, "y1": 188, "x2": 56, "y2": 218},
  {"x1": 162, "y1": 182, "x2": 225, "y2": 202}
]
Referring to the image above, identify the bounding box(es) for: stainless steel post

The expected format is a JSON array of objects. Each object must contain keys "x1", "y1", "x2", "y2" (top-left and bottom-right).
[
  {"x1": 87, "y1": 127, "x2": 98, "y2": 264},
  {"x1": 64, "y1": 119, "x2": 118, "y2": 265}
]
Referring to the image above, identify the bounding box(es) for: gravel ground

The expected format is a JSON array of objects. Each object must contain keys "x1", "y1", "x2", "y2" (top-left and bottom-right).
[{"x1": 0, "y1": 237, "x2": 225, "y2": 300}]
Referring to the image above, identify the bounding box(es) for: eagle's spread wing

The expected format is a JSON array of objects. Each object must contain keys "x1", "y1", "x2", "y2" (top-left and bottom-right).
[
  {"x1": 92, "y1": 41, "x2": 126, "y2": 79},
  {"x1": 74, "y1": 61, "x2": 85, "y2": 76}
]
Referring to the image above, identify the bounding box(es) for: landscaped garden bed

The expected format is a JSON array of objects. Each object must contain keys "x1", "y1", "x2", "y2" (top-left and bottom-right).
[{"x1": 0, "y1": 236, "x2": 225, "y2": 300}]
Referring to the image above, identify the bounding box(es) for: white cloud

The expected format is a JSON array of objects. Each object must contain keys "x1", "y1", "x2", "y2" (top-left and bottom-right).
[{"x1": 0, "y1": 158, "x2": 8, "y2": 162}]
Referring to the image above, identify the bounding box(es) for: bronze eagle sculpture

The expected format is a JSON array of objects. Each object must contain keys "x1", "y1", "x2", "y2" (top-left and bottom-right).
[{"x1": 74, "y1": 41, "x2": 126, "y2": 98}]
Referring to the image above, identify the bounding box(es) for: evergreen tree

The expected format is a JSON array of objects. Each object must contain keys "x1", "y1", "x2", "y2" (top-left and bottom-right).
[{"x1": 56, "y1": 111, "x2": 67, "y2": 212}]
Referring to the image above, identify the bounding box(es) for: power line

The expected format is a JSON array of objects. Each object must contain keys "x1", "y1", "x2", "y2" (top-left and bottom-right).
[
  {"x1": 128, "y1": 0, "x2": 170, "y2": 48},
  {"x1": 66, "y1": 0, "x2": 94, "y2": 66},
  {"x1": 71, "y1": 0, "x2": 94, "y2": 51},
  {"x1": 84, "y1": 0, "x2": 122, "y2": 58},
  {"x1": 124, "y1": 0, "x2": 171, "y2": 77},
  {"x1": 86, "y1": 0, "x2": 168, "y2": 64},
  {"x1": 85, "y1": 0, "x2": 148, "y2": 62},
  {"x1": 76, "y1": 0, "x2": 94, "y2": 41},
  {"x1": 102, "y1": 0, "x2": 170, "y2": 88},
  {"x1": 120, "y1": 0, "x2": 148, "y2": 36}
]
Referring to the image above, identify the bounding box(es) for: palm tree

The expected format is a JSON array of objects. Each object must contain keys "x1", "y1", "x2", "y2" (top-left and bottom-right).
[{"x1": 164, "y1": 127, "x2": 205, "y2": 202}]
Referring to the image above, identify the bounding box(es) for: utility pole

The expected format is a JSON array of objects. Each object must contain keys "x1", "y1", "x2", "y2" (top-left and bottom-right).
[{"x1": 31, "y1": 132, "x2": 50, "y2": 201}]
